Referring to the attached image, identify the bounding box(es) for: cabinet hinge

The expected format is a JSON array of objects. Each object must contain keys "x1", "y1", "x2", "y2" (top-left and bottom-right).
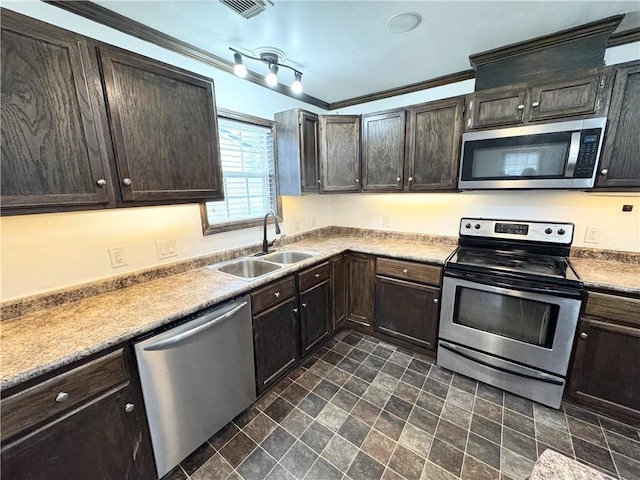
[
  {"x1": 595, "y1": 97, "x2": 601, "y2": 110},
  {"x1": 599, "y1": 76, "x2": 605, "y2": 88}
]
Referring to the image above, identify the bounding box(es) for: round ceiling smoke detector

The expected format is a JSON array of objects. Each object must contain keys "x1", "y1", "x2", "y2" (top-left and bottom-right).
[{"x1": 387, "y1": 12, "x2": 422, "y2": 33}]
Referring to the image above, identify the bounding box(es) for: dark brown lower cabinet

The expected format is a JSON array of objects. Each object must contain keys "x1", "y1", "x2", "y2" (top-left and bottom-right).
[
  {"x1": 1, "y1": 385, "x2": 154, "y2": 480},
  {"x1": 300, "y1": 281, "x2": 331, "y2": 354},
  {"x1": 374, "y1": 276, "x2": 439, "y2": 350},
  {"x1": 567, "y1": 291, "x2": 640, "y2": 424},
  {"x1": 346, "y1": 253, "x2": 376, "y2": 328},
  {"x1": 331, "y1": 254, "x2": 347, "y2": 331}
]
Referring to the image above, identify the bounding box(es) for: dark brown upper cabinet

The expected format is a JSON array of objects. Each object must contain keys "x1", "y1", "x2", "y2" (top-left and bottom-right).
[
  {"x1": 0, "y1": 11, "x2": 113, "y2": 214},
  {"x1": 318, "y1": 115, "x2": 361, "y2": 192},
  {"x1": 361, "y1": 109, "x2": 407, "y2": 192},
  {"x1": 596, "y1": 61, "x2": 640, "y2": 189},
  {"x1": 466, "y1": 72, "x2": 609, "y2": 130},
  {"x1": 275, "y1": 109, "x2": 320, "y2": 195},
  {"x1": 98, "y1": 47, "x2": 223, "y2": 204},
  {"x1": 406, "y1": 97, "x2": 464, "y2": 191}
]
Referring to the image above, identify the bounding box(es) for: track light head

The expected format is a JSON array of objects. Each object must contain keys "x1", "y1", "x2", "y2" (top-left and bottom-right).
[
  {"x1": 291, "y1": 71, "x2": 303, "y2": 94},
  {"x1": 265, "y1": 63, "x2": 278, "y2": 86},
  {"x1": 233, "y1": 52, "x2": 247, "y2": 78}
]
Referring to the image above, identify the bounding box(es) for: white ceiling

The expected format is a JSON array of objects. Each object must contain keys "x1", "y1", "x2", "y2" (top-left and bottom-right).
[{"x1": 95, "y1": 1, "x2": 640, "y2": 104}]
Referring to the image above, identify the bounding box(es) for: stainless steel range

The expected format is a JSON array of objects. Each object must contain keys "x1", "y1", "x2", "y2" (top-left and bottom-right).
[{"x1": 437, "y1": 218, "x2": 584, "y2": 408}]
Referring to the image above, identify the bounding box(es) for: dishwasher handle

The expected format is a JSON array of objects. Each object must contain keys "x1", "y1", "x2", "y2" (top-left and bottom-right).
[{"x1": 143, "y1": 301, "x2": 248, "y2": 351}]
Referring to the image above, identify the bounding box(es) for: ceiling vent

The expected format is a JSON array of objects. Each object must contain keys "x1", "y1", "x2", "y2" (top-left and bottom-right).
[{"x1": 219, "y1": 0, "x2": 273, "y2": 19}]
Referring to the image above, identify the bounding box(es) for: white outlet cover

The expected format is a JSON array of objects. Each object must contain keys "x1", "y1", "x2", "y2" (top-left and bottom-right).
[
  {"x1": 584, "y1": 226, "x2": 602, "y2": 244},
  {"x1": 108, "y1": 246, "x2": 128, "y2": 268}
]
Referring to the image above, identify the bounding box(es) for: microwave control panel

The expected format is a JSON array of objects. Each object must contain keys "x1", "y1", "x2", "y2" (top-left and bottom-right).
[{"x1": 573, "y1": 129, "x2": 602, "y2": 178}]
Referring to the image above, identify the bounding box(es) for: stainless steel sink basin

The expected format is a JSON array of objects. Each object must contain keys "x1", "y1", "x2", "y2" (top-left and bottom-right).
[
  {"x1": 208, "y1": 258, "x2": 281, "y2": 279},
  {"x1": 261, "y1": 250, "x2": 319, "y2": 264}
]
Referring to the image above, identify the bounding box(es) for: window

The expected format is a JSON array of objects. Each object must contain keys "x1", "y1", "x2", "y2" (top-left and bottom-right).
[
  {"x1": 201, "y1": 109, "x2": 280, "y2": 234},
  {"x1": 504, "y1": 152, "x2": 540, "y2": 176}
]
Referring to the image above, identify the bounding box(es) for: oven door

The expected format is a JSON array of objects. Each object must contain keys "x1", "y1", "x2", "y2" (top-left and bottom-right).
[{"x1": 439, "y1": 271, "x2": 582, "y2": 376}]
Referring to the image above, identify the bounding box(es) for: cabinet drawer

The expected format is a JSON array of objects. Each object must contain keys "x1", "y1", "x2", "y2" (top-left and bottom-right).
[
  {"x1": 251, "y1": 276, "x2": 296, "y2": 315},
  {"x1": 299, "y1": 262, "x2": 330, "y2": 292},
  {"x1": 1, "y1": 349, "x2": 128, "y2": 442},
  {"x1": 376, "y1": 258, "x2": 441, "y2": 286},
  {"x1": 584, "y1": 292, "x2": 640, "y2": 327}
]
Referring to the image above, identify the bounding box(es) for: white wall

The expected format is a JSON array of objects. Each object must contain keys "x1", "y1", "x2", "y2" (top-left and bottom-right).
[{"x1": 1, "y1": 4, "x2": 638, "y2": 302}]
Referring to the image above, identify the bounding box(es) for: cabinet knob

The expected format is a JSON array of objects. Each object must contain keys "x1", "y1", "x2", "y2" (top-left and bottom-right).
[
  {"x1": 402, "y1": 269, "x2": 408, "y2": 274},
  {"x1": 396, "y1": 177, "x2": 401, "y2": 182},
  {"x1": 580, "y1": 332, "x2": 588, "y2": 339},
  {"x1": 293, "y1": 308, "x2": 298, "y2": 313},
  {"x1": 55, "y1": 392, "x2": 69, "y2": 403},
  {"x1": 314, "y1": 273, "x2": 320, "y2": 278},
  {"x1": 532, "y1": 102, "x2": 540, "y2": 107},
  {"x1": 302, "y1": 303, "x2": 307, "y2": 308},
  {"x1": 517, "y1": 104, "x2": 525, "y2": 110},
  {"x1": 433, "y1": 298, "x2": 439, "y2": 304},
  {"x1": 408, "y1": 177, "x2": 413, "y2": 182},
  {"x1": 96, "y1": 179, "x2": 107, "y2": 187},
  {"x1": 317, "y1": 180, "x2": 322, "y2": 184},
  {"x1": 122, "y1": 177, "x2": 132, "y2": 186},
  {"x1": 355, "y1": 179, "x2": 360, "y2": 183},
  {"x1": 274, "y1": 292, "x2": 280, "y2": 298},
  {"x1": 125, "y1": 403, "x2": 135, "y2": 413},
  {"x1": 600, "y1": 169, "x2": 608, "y2": 176}
]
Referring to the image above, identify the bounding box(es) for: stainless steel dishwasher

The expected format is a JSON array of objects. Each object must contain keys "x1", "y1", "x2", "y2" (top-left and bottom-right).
[{"x1": 134, "y1": 296, "x2": 255, "y2": 478}]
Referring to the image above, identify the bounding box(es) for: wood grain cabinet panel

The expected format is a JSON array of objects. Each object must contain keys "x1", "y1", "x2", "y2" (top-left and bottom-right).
[
  {"x1": 528, "y1": 76, "x2": 599, "y2": 121},
  {"x1": 331, "y1": 254, "x2": 347, "y2": 331},
  {"x1": 468, "y1": 87, "x2": 528, "y2": 129},
  {"x1": 346, "y1": 253, "x2": 376, "y2": 327},
  {"x1": 299, "y1": 281, "x2": 331, "y2": 354},
  {"x1": 319, "y1": 115, "x2": 361, "y2": 192},
  {"x1": 98, "y1": 46, "x2": 223, "y2": 203},
  {"x1": 406, "y1": 97, "x2": 464, "y2": 191},
  {"x1": 0, "y1": 11, "x2": 112, "y2": 213},
  {"x1": 596, "y1": 61, "x2": 640, "y2": 188},
  {"x1": 362, "y1": 109, "x2": 406, "y2": 192}
]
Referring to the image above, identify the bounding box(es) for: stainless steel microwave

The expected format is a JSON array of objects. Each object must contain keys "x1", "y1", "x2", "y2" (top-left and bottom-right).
[{"x1": 458, "y1": 117, "x2": 607, "y2": 190}]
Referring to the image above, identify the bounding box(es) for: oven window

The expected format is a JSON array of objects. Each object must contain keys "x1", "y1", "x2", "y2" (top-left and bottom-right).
[{"x1": 453, "y1": 287, "x2": 559, "y2": 348}]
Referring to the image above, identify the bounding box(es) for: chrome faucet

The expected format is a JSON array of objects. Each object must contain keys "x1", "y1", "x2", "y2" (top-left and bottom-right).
[{"x1": 261, "y1": 211, "x2": 281, "y2": 255}]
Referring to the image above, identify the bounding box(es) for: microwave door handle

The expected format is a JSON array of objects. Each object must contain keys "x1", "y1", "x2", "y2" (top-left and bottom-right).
[{"x1": 564, "y1": 131, "x2": 581, "y2": 177}]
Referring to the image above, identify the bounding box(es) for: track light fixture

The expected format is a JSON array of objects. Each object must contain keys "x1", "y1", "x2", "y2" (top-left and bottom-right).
[{"x1": 229, "y1": 47, "x2": 303, "y2": 94}]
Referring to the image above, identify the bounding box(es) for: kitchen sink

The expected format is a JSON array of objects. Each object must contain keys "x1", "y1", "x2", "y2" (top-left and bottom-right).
[
  {"x1": 260, "y1": 250, "x2": 319, "y2": 264},
  {"x1": 208, "y1": 258, "x2": 281, "y2": 279}
]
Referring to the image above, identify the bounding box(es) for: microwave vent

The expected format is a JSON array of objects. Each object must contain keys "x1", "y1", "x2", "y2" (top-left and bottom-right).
[{"x1": 219, "y1": 0, "x2": 273, "y2": 19}]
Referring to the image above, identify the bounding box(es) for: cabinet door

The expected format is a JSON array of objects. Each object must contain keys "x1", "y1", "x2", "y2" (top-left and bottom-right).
[
  {"x1": 300, "y1": 111, "x2": 320, "y2": 192},
  {"x1": 253, "y1": 299, "x2": 299, "y2": 393},
  {"x1": 596, "y1": 62, "x2": 640, "y2": 188},
  {"x1": 331, "y1": 255, "x2": 347, "y2": 331},
  {"x1": 407, "y1": 97, "x2": 464, "y2": 191},
  {"x1": 569, "y1": 318, "x2": 640, "y2": 421},
  {"x1": 1, "y1": 11, "x2": 111, "y2": 213},
  {"x1": 468, "y1": 86, "x2": 527, "y2": 129},
  {"x1": 300, "y1": 281, "x2": 331, "y2": 354},
  {"x1": 529, "y1": 76, "x2": 600, "y2": 121},
  {"x1": 98, "y1": 47, "x2": 223, "y2": 203},
  {"x1": 374, "y1": 276, "x2": 439, "y2": 350},
  {"x1": 346, "y1": 254, "x2": 375, "y2": 327},
  {"x1": 1, "y1": 385, "x2": 155, "y2": 480},
  {"x1": 362, "y1": 110, "x2": 406, "y2": 191},
  {"x1": 319, "y1": 115, "x2": 361, "y2": 192}
]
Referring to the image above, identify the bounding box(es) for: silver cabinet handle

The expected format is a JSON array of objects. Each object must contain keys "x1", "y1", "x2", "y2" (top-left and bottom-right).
[
  {"x1": 580, "y1": 332, "x2": 588, "y2": 339},
  {"x1": 396, "y1": 176, "x2": 401, "y2": 182},
  {"x1": 532, "y1": 102, "x2": 540, "y2": 107},
  {"x1": 56, "y1": 392, "x2": 69, "y2": 403},
  {"x1": 96, "y1": 179, "x2": 107, "y2": 187},
  {"x1": 600, "y1": 169, "x2": 608, "y2": 176},
  {"x1": 125, "y1": 403, "x2": 135, "y2": 413},
  {"x1": 402, "y1": 269, "x2": 408, "y2": 274},
  {"x1": 408, "y1": 177, "x2": 413, "y2": 182},
  {"x1": 122, "y1": 177, "x2": 132, "y2": 186},
  {"x1": 317, "y1": 180, "x2": 322, "y2": 184},
  {"x1": 293, "y1": 308, "x2": 298, "y2": 313},
  {"x1": 302, "y1": 303, "x2": 307, "y2": 308},
  {"x1": 517, "y1": 104, "x2": 525, "y2": 110},
  {"x1": 433, "y1": 298, "x2": 439, "y2": 304},
  {"x1": 274, "y1": 292, "x2": 280, "y2": 298},
  {"x1": 314, "y1": 273, "x2": 320, "y2": 278}
]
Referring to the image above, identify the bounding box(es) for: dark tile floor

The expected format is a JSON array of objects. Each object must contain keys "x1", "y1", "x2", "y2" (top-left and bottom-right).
[{"x1": 163, "y1": 330, "x2": 640, "y2": 480}]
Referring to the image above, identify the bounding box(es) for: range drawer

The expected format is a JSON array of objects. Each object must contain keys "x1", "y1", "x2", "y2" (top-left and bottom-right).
[
  {"x1": 584, "y1": 292, "x2": 640, "y2": 328},
  {"x1": 1, "y1": 348, "x2": 128, "y2": 443},
  {"x1": 376, "y1": 257, "x2": 441, "y2": 286},
  {"x1": 251, "y1": 276, "x2": 296, "y2": 315},
  {"x1": 298, "y1": 262, "x2": 330, "y2": 292}
]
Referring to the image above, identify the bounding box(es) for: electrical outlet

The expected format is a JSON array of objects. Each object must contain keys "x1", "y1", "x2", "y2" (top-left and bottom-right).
[
  {"x1": 382, "y1": 215, "x2": 391, "y2": 228},
  {"x1": 584, "y1": 226, "x2": 602, "y2": 244},
  {"x1": 156, "y1": 239, "x2": 177, "y2": 260},
  {"x1": 108, "y1": 246, "x2": 128, "y2": 268}
]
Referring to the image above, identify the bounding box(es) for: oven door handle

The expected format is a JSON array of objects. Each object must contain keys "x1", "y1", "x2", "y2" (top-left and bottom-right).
[
  {"x1": 444, "y1": 269, "x2": 583, "y2": 299},
  {"x1": 439, "y1": 341, "x2": 564, "y2": 385}
]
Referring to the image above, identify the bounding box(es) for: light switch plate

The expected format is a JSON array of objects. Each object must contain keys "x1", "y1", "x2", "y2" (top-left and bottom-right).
[{"x1": 156, "y1": 239, "x2": 177, "y2": 260}]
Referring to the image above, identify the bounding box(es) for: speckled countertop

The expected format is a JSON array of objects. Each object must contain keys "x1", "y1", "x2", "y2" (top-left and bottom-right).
[
  {"x1": 1, "y1": 233, "x2": 638, "y2": 391},
  {"x1": 0, "y1": 236, "x2": 455, "y2": 390},
  {"x1": 529, "y1": 449, "x2": 615, "y2": 479}
]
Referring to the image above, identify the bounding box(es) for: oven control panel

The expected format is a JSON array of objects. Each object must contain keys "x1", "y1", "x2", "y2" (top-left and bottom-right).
[{"x1": 459, "y1": 218, "x2": 574, "y2": 244}]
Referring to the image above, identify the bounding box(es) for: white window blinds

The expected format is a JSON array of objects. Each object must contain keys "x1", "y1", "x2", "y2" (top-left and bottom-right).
[{"x1": 205, "y1": 117, "x2": 276, "y2": 226}]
